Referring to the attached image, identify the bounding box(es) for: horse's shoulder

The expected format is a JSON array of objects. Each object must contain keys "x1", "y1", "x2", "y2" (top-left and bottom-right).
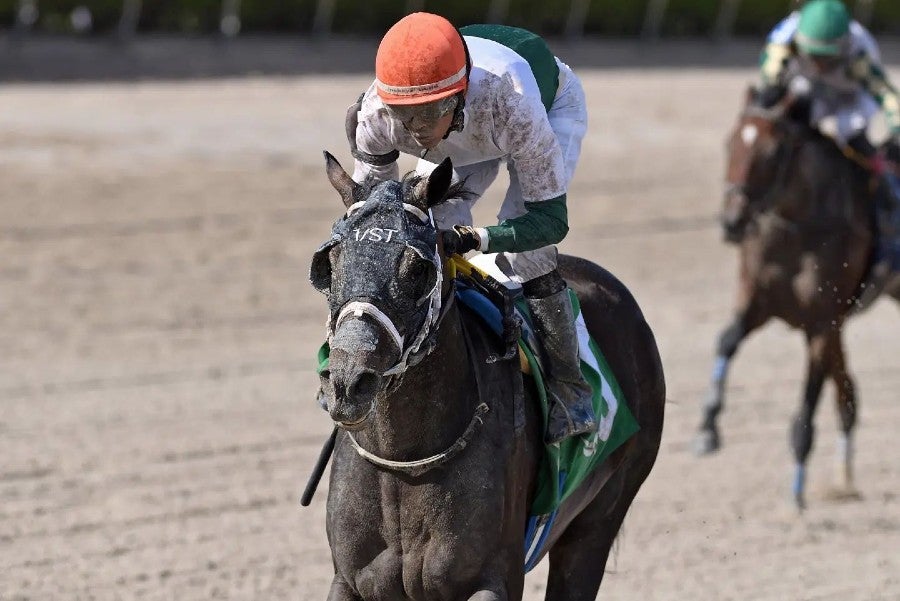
[{"x1": 455, "y1": 301, "x2": 537, "y2": 435}]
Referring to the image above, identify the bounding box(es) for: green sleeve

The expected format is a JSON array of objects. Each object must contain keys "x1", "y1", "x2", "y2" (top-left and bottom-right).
[
  {"x1": 484, "y1": 196, "x2": 568, "y2": 253},
  {"x1": 852, "y1": 57, "x2": 900, "y2": 135}
]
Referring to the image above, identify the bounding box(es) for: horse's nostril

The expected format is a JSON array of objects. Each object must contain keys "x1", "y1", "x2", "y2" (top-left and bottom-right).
[{"x1": 353, "y1": 372, "x2": 378, "y2": 399}]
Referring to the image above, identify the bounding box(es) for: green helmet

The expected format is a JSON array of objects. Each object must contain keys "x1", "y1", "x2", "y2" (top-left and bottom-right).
[{"x1": 796, "y1": 0, "x2": 851, "y2": 56}]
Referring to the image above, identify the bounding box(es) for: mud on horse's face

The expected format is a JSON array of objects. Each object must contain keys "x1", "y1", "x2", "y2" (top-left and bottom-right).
[{"x1": 309, "y1": 152, "x2": 454, "y2": 429}]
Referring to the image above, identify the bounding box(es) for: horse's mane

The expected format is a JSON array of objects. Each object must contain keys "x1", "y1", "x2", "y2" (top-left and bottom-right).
[{"x1": 400, "y1": 170, "x2": 471, "y2": 207}]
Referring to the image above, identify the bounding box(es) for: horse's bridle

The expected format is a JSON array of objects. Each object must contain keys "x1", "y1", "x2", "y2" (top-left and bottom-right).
[
  {"x1": 326, "y1": 200, "x2": 448, "y2": 380},
  {"x1": 729, "y1": 112, "x2": 802, "y2": 232},
  {"x1": 322, "y1": 200, "x2": 491, "y2": 476}
]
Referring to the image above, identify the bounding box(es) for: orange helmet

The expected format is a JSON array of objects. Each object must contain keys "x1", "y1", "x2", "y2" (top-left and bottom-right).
[{"x1": 375, "y1": 12, "x2": 468, "y2": 106}]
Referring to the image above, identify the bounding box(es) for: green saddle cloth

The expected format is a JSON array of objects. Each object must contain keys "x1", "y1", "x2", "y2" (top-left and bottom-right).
[{"x1": 512, "y1": 290, "x2": 639, "y2": 515}]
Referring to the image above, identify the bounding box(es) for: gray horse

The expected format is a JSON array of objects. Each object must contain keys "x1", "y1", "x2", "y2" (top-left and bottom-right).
[{"x1": 312, "y1": 152, "x2": 665, "y2": 601}]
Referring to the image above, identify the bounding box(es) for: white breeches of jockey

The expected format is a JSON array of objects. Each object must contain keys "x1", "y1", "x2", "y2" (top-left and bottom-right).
[
  {"x1": 421, "y1": 60, "x2": 588, "y2": 283},
  {"x1": 810, "y1": 90, "x2": 880, "y2": 145}
]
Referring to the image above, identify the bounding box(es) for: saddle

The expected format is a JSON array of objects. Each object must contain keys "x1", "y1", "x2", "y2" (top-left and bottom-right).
[{"x1": 449, "y1": 254, "x2": 639, "y2": 570}]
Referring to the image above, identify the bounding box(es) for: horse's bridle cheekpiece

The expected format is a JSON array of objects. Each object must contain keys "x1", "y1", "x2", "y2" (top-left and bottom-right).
[
  {"x1": 327, "y1": 198, "x2": 445, "y2": 378},
  {"x1": 310, "y1": 181, "x2": 490, "y2": 475}
]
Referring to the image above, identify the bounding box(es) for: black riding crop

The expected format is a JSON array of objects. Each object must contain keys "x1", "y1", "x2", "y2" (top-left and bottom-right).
[{"x1": 300, "y1": 426, "x2": 338, "y2": 506}]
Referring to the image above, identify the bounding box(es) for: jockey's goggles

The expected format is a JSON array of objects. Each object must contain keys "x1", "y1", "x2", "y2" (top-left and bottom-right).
[{"x1": 384, "y1": 95, "x2": 458, "y2": 125}]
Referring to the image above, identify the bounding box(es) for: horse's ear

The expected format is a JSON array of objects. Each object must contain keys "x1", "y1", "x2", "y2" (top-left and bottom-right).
[
  {"x1": 324, "y1": 151, "x2": 359, "y2": 209},
  {"x1": 423, "y1": 158, "x2": 454, "y2": 208}
]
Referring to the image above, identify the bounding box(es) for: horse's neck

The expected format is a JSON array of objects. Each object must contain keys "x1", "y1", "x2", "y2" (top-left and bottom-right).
[
  {"x1": 361, "y1": 303, "x2": 477, "y2": 460},
  {"x1": 780, "y1": 137, "x2": 870, "y2": 227}
]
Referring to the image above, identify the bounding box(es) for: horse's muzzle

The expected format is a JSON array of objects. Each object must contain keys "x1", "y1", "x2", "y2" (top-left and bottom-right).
[
  {"x1": 721, "y1": 187, "x2": 750, "y2": 243},
  {"x1": 322, "y1": 358, "x2": 381, "y2": 429},
  {"x1": 324, "y1": 316, "x2": 396, "y2": 429},
  {"x1": 722, "y1": 217, "x2": 747, "y2": 244}
]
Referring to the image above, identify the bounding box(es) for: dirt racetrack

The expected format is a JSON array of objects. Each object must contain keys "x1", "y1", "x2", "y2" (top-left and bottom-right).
[{"x1": 1, "y1": 42, "x2": 898, "y2": 600}]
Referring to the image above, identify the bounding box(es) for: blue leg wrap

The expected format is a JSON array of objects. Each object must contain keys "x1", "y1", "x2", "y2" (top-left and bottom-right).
[
  {"x1": 712, "y1": 356, "x2": 729, "y2": 385},
  {"x1": 792, "y1": 464, "x2": 806, "y2": 501}
]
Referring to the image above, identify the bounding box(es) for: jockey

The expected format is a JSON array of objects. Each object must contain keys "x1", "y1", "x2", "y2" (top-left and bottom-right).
[
  {"x1": 345, "y1": 12, "x2": 594, "y2": 444},
  {"x1": 759, "y1": 0, "x2": 900, "y2": 271}
]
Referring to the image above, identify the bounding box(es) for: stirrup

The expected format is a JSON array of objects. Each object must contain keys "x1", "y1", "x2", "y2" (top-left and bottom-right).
[{"x1": 545, "y1": 396, "x2": 597, "y2": 445}]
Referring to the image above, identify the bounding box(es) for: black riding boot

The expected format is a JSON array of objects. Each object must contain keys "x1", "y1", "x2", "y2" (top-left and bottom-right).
[
  {"x1": 524, "y1": 274, "x2": 597, "y2": 445},
  {"x1": 846, "y1": 134, "x2": 900, "y2": 265}
]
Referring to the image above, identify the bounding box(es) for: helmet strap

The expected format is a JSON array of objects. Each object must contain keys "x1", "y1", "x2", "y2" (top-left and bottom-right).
[
  {"x1": 443, "y1": 93, "x2": 466, "y2": 139},
  {"x1": 440, "y1": 28, "x2": 471, "y2": 141}
]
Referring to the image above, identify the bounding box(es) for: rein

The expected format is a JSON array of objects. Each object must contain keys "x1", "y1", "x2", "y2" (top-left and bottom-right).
[
  {"x1": 739, "y1": 124, "x2": 872, "y2": 238},
  {"x1": 344, "y1": 268, "x2": 495, "y2": 476},
  {"x1": 737, "y1": 98, "x2": 879, "y2": 237},
  {"x1": 347, "y1": 294, "x2": 495, "y2": 476},
  {"x1": 326, "y1": 198, "x2": 493, "y2": 476}
]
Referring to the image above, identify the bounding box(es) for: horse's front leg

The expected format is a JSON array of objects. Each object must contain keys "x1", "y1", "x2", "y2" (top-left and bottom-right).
[
  {"x1": 467, "y1": 588, "x2": 507, "y2": 601},
  {"x1": 790, "y1": 328, "x2": 835, "y2": 510},
  {"x1": 695, "y1": 299, "x2": 768, "y2": 455},
  {"x1": 326, "y1": 577, "x2": 359, "y2": 601},
  {"x1": 826, "y1": 328, "x2": 861, "y2": 499}
]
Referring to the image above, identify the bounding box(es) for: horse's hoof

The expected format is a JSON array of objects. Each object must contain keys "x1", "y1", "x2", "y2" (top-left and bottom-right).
[
  {"x1": 693, "y1": 429, "x2": 720, "y2": 455},
  {"x1": 822, "y1": 487, "x2": 863, "y2": 503}
]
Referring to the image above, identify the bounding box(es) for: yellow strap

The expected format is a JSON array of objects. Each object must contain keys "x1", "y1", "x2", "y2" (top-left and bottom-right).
[
  {"x1": 447, "y1": 253, "x2": 494, "y2": 281},
  {"x1": 519, "y1": 347, "x2": 532, "y2": 374},
  {"x1": 840, "y1": 144, "x2": 872, "y2": 171},
  {"x1": 449, "y1": 254, "x2": 532, "y2": 374}
]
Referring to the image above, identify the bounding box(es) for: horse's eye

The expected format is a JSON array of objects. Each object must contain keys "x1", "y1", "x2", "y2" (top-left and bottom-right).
[{"x1": 398, "y1": 250, "x2": 436, "y2": 302}]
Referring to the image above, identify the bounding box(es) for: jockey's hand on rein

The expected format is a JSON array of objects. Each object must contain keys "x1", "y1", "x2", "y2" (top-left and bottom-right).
[{"x1": 440, "y1": 225, "x2": 481, "y2": 255}]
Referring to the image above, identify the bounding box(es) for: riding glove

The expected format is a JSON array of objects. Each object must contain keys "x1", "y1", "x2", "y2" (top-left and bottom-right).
[{"x1": 440, "y1": 225, "x2": 481, "y2": 255}]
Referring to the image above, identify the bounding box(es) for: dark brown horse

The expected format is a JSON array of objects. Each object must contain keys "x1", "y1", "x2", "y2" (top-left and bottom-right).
[
  {"x1": 313, "y1": 152, "x2": 665, "y2": 600},
  {"x1": 694, "y1": 88, "x2": 899, "y2": 508}
]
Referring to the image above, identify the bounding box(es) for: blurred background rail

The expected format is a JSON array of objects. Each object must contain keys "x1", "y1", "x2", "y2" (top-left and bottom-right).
[
  {"x1": 2, "y1": 0, "x2": 898, "y2": 81},
  {"x1": 3, "y1": 0, "x2": 898, "y2": 42}
]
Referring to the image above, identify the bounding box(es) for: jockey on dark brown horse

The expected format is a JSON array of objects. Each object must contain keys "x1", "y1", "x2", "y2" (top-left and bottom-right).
[
  {"x1": 344, "y1": 13, "x2": 594, "y2": 445},
  {"x1": 758, "y1": 0, "x2": 900, "y2": 281},
  {"x1": 695, "y1": 0, "x2": 899, "y2": 509}
]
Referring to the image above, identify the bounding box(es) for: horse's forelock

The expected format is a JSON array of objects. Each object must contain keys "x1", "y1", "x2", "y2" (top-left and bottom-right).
[{"x1": 400, "y1": 170, "x2": 469, "y2": 210}]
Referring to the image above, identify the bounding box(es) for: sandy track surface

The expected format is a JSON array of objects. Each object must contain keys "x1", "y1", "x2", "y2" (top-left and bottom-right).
[{"x1": 1, "y1": 64, "x2": 898, "y2": 600}]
